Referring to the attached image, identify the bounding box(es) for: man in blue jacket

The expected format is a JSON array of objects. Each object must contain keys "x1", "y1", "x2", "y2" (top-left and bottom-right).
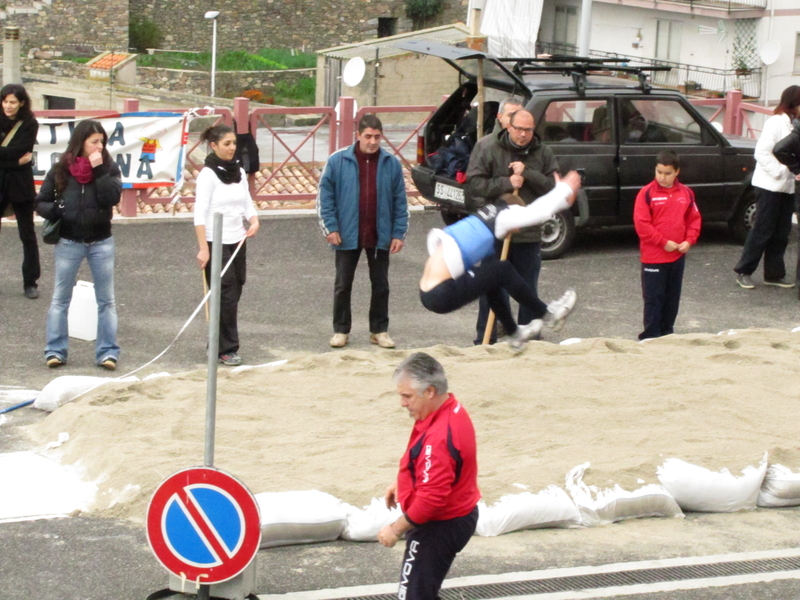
[{"x1": 317, "y1": 114, "x2": 409, "y2": 348}]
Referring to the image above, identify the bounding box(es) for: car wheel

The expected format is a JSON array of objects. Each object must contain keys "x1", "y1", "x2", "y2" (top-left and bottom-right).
[
  {"x1": 541, "y1": 209, "x2": 576, "y2": 260},
  {"x1": 729, "y1": 187, "x2": 757, "y2": 244}
]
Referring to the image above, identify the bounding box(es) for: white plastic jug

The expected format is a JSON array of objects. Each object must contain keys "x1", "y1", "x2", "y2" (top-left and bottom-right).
[{"x1": 68, "y1": 280, "x2": 98, "y2": 341}]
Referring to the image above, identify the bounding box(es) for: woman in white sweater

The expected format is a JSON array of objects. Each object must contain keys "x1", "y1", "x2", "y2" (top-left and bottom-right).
[
  {"x1": 734, "y1": 85, "x2": 800, "y2": 290},
  {"x1": 194, "y1": 124, "x2": 259, "y2": 365}
]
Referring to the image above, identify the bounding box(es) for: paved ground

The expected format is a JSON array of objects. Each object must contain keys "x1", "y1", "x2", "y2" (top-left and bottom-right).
[{"x1": 1, "y1": 211, "x2": 800, "y2": 600}]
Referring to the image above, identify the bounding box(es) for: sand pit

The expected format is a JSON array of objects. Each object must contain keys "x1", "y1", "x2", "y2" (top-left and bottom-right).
[{"x1": 26, "y1": 328, "x2": 800, "y2": 525}]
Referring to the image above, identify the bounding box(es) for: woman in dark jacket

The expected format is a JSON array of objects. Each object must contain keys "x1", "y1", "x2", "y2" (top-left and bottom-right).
[
  {"x1": 0, "y1": 84, "x2": 40, "y2": 298},
  {"x1": 35, "y1": 119, "x2": 122, "y2": 370}
]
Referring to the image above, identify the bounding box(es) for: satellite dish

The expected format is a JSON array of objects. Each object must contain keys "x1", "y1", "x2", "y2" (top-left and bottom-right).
[
  {"x1": 759, "y1": 40, "x2": 781, "y2": 66},
  {"x1": 342, "y1": 57, "x2": 366, "y2": 87}
]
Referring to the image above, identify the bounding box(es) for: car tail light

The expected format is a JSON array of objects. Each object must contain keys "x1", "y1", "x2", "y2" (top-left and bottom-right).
[{"x1": 416, "y1": 134, "x2": 425, "y2": 166}]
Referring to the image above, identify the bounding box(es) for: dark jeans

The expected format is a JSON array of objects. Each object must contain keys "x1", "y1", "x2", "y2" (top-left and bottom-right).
[
  {"x1": 421, "y1": 256, "x2": 548, "y2": 336},
  {"x1": 398, "y1": 507, "x2": 478, "y2": 600},
  {"x1": 333, "y1": 247, "x2": 389, "y2": 334},
  {"x1": 734, "y1": 187, "x2": 795, "y2": 280},
  {"x1": 639, "y1": 256, "x2": 685, "y2": 341},
  {"x1": 474, "y1": 241, "x2": 541, "y2": 344},
  {"x1": 204, "y1": 240, "x2": 247, "y2": 356},
  {"x1": 0, "y1": 199, "x2": 40, "y2": 289}
]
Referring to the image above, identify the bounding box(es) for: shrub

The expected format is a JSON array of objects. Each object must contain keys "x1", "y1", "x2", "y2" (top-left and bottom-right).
[{"x1": 130, "y1": 18, "x2": 162, "y2": 53}]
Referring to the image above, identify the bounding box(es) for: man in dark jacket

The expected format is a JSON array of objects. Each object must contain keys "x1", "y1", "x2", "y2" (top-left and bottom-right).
[
  {"x1": 465, "y1": 109, "x2": 559, "y2": 344},
  {"x1": 317, "y1": 114, "x2": 409, "y2": 349}
]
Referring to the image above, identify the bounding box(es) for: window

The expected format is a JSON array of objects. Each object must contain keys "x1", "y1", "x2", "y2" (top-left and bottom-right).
[
  {"x1": 378, "y1": 17, "x2": 397, "y2": 38},
  {"x1": 620, "y1": 99, "x2": 704, "y2": 145},
  {"x1": 553, "y1": 6, "x2": 578, "y2": 47},
  {"x1": 44, "y1": 95, "x2": 75, "y2": 110},
  {"x1": 537, "y1": 99, "x2": 612, "y2": 143},
  {"x1": 795, "y1": 33, "x2": 800, "y2": 73},
  {"x1": 655, "y1": 20, "x2": 682, "y2": 63}
]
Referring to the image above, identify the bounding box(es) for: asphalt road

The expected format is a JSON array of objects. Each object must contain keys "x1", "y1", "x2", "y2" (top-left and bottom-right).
[{"x1": 1, "y1": 211, "x2": 800, "y2": 600}]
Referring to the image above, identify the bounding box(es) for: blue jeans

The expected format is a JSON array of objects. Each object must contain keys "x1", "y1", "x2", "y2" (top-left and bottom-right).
[{"x1": 45, "y1": 237, "x2": 119, "y2": 364}]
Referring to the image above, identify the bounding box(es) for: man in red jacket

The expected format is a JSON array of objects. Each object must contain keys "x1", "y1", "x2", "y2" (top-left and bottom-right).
[
  {"x1": 378, "y1": 352, "x2": 480, "y2": 600},
  {"x1": 633, "y1": 150, "x2": 702, "y2": 340}
]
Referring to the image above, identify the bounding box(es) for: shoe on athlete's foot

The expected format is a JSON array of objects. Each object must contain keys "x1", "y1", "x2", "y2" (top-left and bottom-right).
[
  {"x1": 544, "y1": 289, "x2": 577, "y2": 331},
  {"x1": 735, "y1": 273, "x2": 755, "y2": 289},
  {"x1": 330, "y1": 333, "x2": 349, "y2": 348},
  {"x1": 46, "y1": 354, "x2": 65, "y2": 368},
  {"x1": 508, "y1": 319, "x2": 543, "y2": 352},
  {"x1": 24, "y1": 286, "x2": 39, "y2": 299},
  {"x1": 370, "y1": 332, "x2": 395, "y2": 348},
  {"x1": 218, "y1": 352, "x2": 243, "y2": 366},
  {"x1": 99, "y1": 357, "x2": 117, "y2": 371},
  {"x1": 763, "y1": 277, "x2": 794, "y2": 288}
]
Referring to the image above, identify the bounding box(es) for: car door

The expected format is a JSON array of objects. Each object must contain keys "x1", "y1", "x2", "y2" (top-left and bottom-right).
[
  {"x1": 617, "y1": 95, "x2": 725, "y2": 222},
  {"x1": 533, "y1": 96, "x2": 618, "y2": 225}
]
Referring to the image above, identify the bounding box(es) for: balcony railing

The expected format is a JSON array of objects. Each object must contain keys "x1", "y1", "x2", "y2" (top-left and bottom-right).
[
  {"x1": 660, "y1": 0, "x2": 766, "y2": 10},
  {"x1": 536, "y1": 43, "x2": 761, "y2": 99}
]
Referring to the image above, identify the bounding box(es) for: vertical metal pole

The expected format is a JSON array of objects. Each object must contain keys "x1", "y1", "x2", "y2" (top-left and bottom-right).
[
  {"x1": 477, "y1": 58, "x2": 484, "y2": 139},
  {"x1": 577, "y1": 0, "x2": 593, "y2": 58},
  {"x1": 211, "y1": 18, "x2": 217, "y2": 97},
  {"x1": 205, "y1": 212, "x2": 223, "y2": 468}
]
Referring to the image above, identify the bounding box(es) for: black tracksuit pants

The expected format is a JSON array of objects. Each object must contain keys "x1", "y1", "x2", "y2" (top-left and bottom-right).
[
  {"x1": 639, "y1": 255, "x2": 685, "y2": 340},
  {"x1": 205, "y1": 240, "x2": 247, "y2": 356}
]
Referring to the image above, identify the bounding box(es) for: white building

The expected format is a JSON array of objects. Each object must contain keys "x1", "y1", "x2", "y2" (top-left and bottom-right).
[{"x1": 472, "y1": 0, "x2": 800, "y2": 105}]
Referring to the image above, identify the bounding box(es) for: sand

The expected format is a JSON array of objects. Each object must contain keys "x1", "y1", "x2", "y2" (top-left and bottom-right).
[{"x1": 26, "y1": 328, "x2": 800, "y2": 524}]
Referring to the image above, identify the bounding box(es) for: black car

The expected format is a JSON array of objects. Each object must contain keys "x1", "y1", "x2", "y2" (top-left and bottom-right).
[{"x1": 398, "y1": 42, "x2": 757, "y2": 259}]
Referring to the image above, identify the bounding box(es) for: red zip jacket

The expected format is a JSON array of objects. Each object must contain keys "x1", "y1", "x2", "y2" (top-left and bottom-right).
[
  {"x1": 633, "y1": 179, "x2": 702, "y2": 264},
  {"x1": 397, "y1": 394, "x2": 480, "y2": 525}
]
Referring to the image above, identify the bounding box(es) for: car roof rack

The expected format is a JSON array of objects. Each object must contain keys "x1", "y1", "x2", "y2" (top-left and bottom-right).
[{"x1": 497, "y1": 56, "x2": 672, "y2": 97}]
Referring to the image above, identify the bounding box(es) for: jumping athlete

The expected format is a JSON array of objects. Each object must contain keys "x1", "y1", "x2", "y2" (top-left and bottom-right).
[{"x1": 420, "y1": 170, "x2": 582, "y2": 350}]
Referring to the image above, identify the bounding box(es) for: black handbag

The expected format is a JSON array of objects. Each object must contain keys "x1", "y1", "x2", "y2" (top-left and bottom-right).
[{"x1": 42, "y1": 216, "x2": 61, "y2": 244}]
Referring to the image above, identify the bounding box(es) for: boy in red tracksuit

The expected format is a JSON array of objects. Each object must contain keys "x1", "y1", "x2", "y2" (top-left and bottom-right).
[{"x1": 633, "y1": 150, "x2": 702, "y2": 340}]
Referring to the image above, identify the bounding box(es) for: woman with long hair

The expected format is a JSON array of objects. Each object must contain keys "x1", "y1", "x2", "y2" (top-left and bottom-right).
[
  {"x1": 35, "y1": 119, "x2": 122, "y2": 369},
  {"x1": 0, "y1": 83, "x2": 40, "y2": 298},
  {"x1": 194, "y1": 123, "x2": 259, "y2": 366},
  {"x1": 733, "y1": 85, "x2": 800, "y2": 290}
]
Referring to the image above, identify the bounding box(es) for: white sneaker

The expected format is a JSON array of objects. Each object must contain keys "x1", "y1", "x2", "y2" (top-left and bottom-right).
[
  {"x1": 508, "y1": 319, "x2": 543, "y2": 352},
  {"x1": 330, "y1": 333, "x2": 349, "y2": 348},
  {"x1": 370, "y1": 332, "x2": 395, "y2": 348},
  {"x1": 544, "y1": 289, "x2": 577, "y2": 331}
]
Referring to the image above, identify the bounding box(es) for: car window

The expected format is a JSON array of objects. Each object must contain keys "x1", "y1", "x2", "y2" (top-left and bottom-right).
[
  {"x1": 536, "y1": 99, "x2": 612, "y2": 143},
  {"x1": 620, "y1": 98, "x2": 705, "y2": 145}
]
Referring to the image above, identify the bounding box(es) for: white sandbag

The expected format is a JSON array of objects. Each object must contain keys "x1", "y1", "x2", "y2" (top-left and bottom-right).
[
  {"x1": 475, "y1": 486, "x2": 582, "y2": 536},
  {"x1": 758, "y1": 464, "x2": 800, "y2": 508},
  {"x1": 566, "y1": 463, "x2": 683, "y2": 526},
  {"x1": 255, "y1": 490, "x2": 347, "y2": 548},
  {"x1": 340, "y1": 497, "x2": 402, "y2": 542},
  {"x1": 33, "y1": 375, "x2": 138, "y2": 412},
  {"x1": 656, "y1": 453, "x2": 768, "y2": 513}
]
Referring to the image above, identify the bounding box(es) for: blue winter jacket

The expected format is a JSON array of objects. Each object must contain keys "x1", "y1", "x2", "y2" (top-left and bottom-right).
[{"x1": 316, "y1": 144, "x2": 409, "y2": 251}]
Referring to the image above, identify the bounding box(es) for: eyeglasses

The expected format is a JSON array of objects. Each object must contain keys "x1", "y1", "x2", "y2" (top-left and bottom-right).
[{"x1": 510, "y1": 125, "x2": 534, "y2": 134}]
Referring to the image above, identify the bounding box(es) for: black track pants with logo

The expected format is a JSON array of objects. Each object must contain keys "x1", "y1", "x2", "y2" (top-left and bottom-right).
[
  {"x1": 397, "y1": 506, "x2": 478, "y2": 600},
  {"x1": 639, "y1": 255, "x2": 685, "y2": 341}
]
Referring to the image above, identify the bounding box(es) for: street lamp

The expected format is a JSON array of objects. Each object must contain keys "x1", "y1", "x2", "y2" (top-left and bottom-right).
[{"x1": 204, "y1": 10, "x2": 220, "y2": 97}]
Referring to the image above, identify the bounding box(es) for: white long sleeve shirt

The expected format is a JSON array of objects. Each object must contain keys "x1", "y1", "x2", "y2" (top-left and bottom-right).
[
  {"x1": 752, "y1": 113, "x2": 796, "y2": 194},
  {"x1": 193, "y1": 167, "x2": 257, "y2": 244}
]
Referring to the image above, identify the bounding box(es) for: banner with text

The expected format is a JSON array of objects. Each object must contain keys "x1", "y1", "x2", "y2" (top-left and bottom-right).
[{"x1": 33, "y1": 112, "x2": 187, "y2": 189}]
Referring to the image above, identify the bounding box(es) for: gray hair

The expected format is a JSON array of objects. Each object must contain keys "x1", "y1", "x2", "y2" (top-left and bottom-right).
[
  {"x1": 393, "y1": 352, "x2": 448, "y2": 395},
  {"x1": 499, "y1": 96, "x2": 525, "y2": 116}
]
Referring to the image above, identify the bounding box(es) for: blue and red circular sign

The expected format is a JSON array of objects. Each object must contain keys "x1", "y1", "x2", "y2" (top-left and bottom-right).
[{"x1": 146, "y1": 467, "x2": 261, "y2": 584}]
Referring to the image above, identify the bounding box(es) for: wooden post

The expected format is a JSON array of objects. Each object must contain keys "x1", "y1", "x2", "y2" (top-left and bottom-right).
[{"x1": 481, "y1": 234, "x2": 512, "y2": 345}]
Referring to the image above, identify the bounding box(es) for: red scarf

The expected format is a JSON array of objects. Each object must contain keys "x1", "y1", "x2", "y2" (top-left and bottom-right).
[{"x1": 69, "y1": 156, "x2": 95, "y2": 184}]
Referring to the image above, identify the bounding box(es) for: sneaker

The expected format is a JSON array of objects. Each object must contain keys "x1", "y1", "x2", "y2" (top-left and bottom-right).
[
  {"x1": 330, "y1": 333, "x2": 349, "y2": 348},
  {"x1": 544, "y1": 289, "x2": 577, "y2": 331},
  {"x1": 99, "y1": 357, "x2": 117, "y2": 371},
  {"x1": 735, "y1": 273, "x2": 755, "y2": 289},
  {"x1": 46, "y1": 354, "x2": 65, "y2": 368},
  {"x1": 508, "y1": 319, "x2": 543, "y2": 352},
  {"x1": 24, "y1": 286, "x2": 39, "y2": 299},
  {"x1": 218, "y1": 352, "x2": 243, "y2": 366},
  {"x1": 763, "y1": 277, "x2": 794, "y2": 289},
  {"x1": 370, "y1": 332, "x2": 395, "y2": 348}
]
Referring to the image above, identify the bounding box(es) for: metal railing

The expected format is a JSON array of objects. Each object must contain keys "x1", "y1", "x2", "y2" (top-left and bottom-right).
[
  {"x1": 536, "y1": 43, "x2": 761, "y2": 99},
  {"x1": 666, "y1": 0, "x2": 766, "y2": 9}
]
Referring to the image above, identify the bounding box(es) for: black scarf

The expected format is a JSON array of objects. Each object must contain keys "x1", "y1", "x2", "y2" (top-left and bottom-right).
[
  {"x1": 205, "y1": 153, "x2": 242, "y2": 184},
  {"x1": 0, "y1": 113, "x2": 19, "y2": 138}
]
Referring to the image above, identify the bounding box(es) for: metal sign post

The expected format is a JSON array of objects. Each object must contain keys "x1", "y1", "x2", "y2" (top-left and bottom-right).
[{"x1": 204, "y1": 212, "x2": 223, "y2": 470}]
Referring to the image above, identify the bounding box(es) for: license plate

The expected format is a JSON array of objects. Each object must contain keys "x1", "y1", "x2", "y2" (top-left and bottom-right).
[{"x1": 434, "y1": 182, "x2": 465, "y2": 205}]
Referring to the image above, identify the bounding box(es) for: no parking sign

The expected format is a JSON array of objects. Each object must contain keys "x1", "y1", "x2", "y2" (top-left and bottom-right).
[{"x1": 146, "y1": 467, "x2": 261, "y2": 584}]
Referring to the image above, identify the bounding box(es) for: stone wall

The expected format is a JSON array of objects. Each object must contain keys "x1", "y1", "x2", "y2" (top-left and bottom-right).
[
  {"x1": 130, "y1": 0, "x2": 468, "y2": 53},
  {"x1": 0, "y1": 0, "x2": 128, "y2": 53}
]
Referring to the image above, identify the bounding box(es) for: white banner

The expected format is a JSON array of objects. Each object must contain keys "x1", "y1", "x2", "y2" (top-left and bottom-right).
[{"x1": 33, "y1": 112, "x2": 187, "y2": 189}]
